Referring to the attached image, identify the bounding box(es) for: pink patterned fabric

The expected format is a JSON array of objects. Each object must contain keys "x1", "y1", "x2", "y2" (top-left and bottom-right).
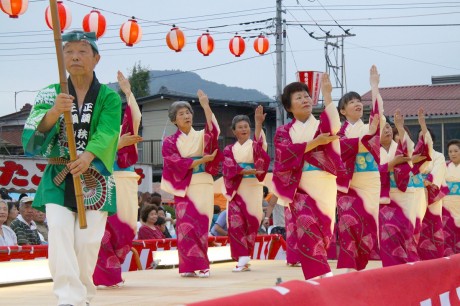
[
  {"x1": 138, "y1": 225, "x2": 165, "y2": 240},
  {"x1": 379, "y1": 203, "x2": 419, "y2": 266},
  {"x1": 222, "y1": 136, "x2": 270, "y2": 197},
  {"x1": 93, "y1": 215, "x2": 134, "y2": 286},
  {"x1": 336, "y1": 189, "x2": 378, "y2": 271},
  {"x1": 418, "y1": 209, "x2": 444, "y2": 260},
  {"x1": 227, "y1": 194, "x2": 260, "y2": 260},
  {"x1": 223, "y1": 136, "x2": 269, "y2": 261},
  {"x1": 175, "y1": 195, "x2": 211, "y2": 273},
  {"x1": 442, "y1": 206, "x2": 460, "y2": 256},
  {"x1": 290, "y1": 189, "x2": 333, "y2": 279},
  {"x1": 285, "y1": 206, "x2": 301, "y2": 265}
]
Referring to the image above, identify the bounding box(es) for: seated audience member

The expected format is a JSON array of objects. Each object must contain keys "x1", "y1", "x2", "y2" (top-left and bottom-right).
[
  {"x1": 158, "y1": 207, "x2": 175, "y2": 238},
  {"x1": 33, "y1": 208, "x2": 49, "y2": 242},
  {"x1": 0, "y1": 199, "x2": 17, "y2": 246},
  {"x1": 210, "y1": 205, "x2": 221, "y2": 231},
  {"x1": 210, "y1": 209, "x2": 228, "y2": 236},
  {"x1": 10, "y1": 197, "x2": 41, "y2": 245},
  {"x1": 138, "y1": 205, "x2": 165, "y2": 239},
  {"x1": 155, "y1": 217, "x2": 171, "y2": 238},
  {"x1": 6, "y1": 201, "x2": 19, "y2": 227}
]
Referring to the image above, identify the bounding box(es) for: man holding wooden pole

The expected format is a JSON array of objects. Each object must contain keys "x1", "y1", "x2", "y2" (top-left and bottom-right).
[{"x1": 22, "y1": 30, "x2": 121, "y2": 306}]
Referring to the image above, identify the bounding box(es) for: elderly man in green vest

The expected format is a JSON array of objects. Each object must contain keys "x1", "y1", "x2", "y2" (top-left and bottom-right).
[{"x1": 22, "y1": 30, "x2": 121, "y2": 306}]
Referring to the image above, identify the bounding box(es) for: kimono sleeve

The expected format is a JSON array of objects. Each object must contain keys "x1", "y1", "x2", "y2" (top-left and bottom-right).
[
  {"x1": 412, "y1": 131, "x2": 433, "y2": 175},
  {"x1": 203, "y1": 115, "x2": 222, "y2": 175},
  {"x1": 393, "y1": 133, "x2": 413, "y2": 192},
  {"x1": 253, "y1": 130, "x2": 270, "y2": 182},
  {"x1": 161, "y1": 133, "x2": 194, "y2": 197},
  {"x1": 272, "y1": 124, "x2": 305, "y2": 205},
  {"x1": 222, "y1": 144, "x2": 244, "y2": 199},
  {"x1": 22, "y1": 85, "x2": 60, "y2": 157}
]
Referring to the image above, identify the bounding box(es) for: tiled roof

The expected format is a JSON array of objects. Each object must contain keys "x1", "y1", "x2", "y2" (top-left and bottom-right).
[{"x1": 361, "y1": 84, "x2": 460, "y2": 117}]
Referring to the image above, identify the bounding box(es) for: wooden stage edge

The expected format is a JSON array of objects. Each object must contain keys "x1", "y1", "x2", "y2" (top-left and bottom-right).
[{"x1": 0, "y1": 260, "x2": 383, "y2": 306}]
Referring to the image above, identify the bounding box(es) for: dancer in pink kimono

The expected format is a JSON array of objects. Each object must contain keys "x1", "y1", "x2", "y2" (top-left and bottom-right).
[
  {"x1": 222, "y1": 106, "x2": 270, "y2": 272},
  {"x1": 93, "y1": 71, "x2": 142, "y2": 288},
  {"x1": 443, "y1": 139, "x2": 460, "y2": 255},
  {"x1": 379, "y1": 110, "x2": 427, "y2": 266},
  {"x1": 161, "y1": 90, "x2": 221, "y2": 278},
  {"x1": 417, "y1": 128, "x2": 449, "y2": 259},
  {"x1": 336, "y1": 65, "x2": 384, "y2": 271},
  {"x1": 272, "y1": 74, "x2": 343, "y2": 280}
]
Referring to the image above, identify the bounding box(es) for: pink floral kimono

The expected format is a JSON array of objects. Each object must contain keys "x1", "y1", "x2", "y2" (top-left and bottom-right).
[
  {"x1": 272, "y1": 103, "x2": 343, "y2": 279},
  {"x1": 336, "y1": 96, "x2": 383, "y2": 271},
  {"x1": 222, "y1": 132, "x2": 270, "y2": 261},
  {"x1": 443, "y1": 161, "x2": 460, "y2": 255},
  {"x1": 161, "y1": 115, "x2": 221, "y2": 274}
]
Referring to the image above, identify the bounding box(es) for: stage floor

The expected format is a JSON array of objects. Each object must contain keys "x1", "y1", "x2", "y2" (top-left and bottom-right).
[{"x1": 0, "y1": 260, "x2": 382, "y2": 306}]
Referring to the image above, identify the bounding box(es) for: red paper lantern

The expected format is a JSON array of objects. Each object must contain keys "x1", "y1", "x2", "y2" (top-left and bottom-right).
[
  {"x1": 82, "y1": 10, "x2": 106, "y2": 39},
  {"x1": 196, "y1": 32, "x2": 214, "y2": 56},
  {"x1": 253, "y1": 34, "x2": 269, "y2": 55},
  {"x1": 45, "y1": 1, "x2": 71, "y2": 33},
  {"x1": 229, "y1": 35, "x2": 245, "y2": 57},
  {"x1": 0, "y1": 0, "x2": 28, "y2": 18},
  {"x1": 120, "y1": 18, "x2": 142, "y2": 47},
  {"x1": 166, "y1": 26, "x2": 186, "y2": 52}
]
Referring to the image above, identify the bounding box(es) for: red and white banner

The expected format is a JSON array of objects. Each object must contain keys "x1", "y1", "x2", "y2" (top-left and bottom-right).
[
  {"x1": 189, "y1": 255, "x2": 460, "y2": 306},
  {"x1": 296, "y1": 71, "x2": 323, "y2": 106},
  {"x1": 0, "y1": 157, "x2": 152, "y2": 193}
]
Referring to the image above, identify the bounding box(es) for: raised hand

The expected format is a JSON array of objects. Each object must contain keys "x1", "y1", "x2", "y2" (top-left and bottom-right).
[
  {"x1": 321, "y1": 73, "x2": 333, "y2": 106},
  {"x1": 197, "y1": 89, "x2": 210, "y2": 109},
  {"x1": 117, "y1": 71, "x2": 131, "y2": 96},
  {"x1": 368, "y1": 114, "x2": 379, "y2": 135},
  {"x1": 370, "y1": 65, "x2": 380, "y2": 89},
  {"x1": 394, "y1": 109, "x2": 404, "y2": 130},
  {"x1": 418, "y1": 107, "x2": 428, "y2": 135},
  {"x1": 255, "y1": 105, "x2": 266, "y2": 125}
]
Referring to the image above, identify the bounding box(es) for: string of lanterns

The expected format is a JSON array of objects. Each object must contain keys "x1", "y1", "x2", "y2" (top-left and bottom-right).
[{"x1": 1, "y1": 0, "x2": 271, "y2": 56}]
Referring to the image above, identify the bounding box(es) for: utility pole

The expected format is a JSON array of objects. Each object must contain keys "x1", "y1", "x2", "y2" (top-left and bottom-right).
[
  {"x1": 315, "y1": 33, "x2": 355, "y2": 99},
  {"x1": 275, "y1": 0, "x2": 284, "y2": 127}
]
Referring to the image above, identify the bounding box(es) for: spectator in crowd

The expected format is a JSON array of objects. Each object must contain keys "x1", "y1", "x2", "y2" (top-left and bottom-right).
[
  {"x1": 211, "y1": 209, "x2": 228, "y2": 236},
  {"x1": 10, "y1": 197, "x2": 41, "y2": 245},
  {"x1": 138, "y1": 205, "x2": 165, "y2": 239},
  {"x1": 6, "y1": 201, "x2": 19, "y2": 227},
  {"x1": 18, "y1": 193, "x2": 29, "y2": 202},
  {"x1": 0, "y1": 188, "x2": 12, "y2": 201},
  {"x1": 155, "y1": 216, "x2": 171, "y2": 238},
  {"x1": 262, "y1": 186, "x2": 269, "y2": 214},
  {"x1": 0, "y1": 199, "x2": 17, "y2": 246},
  {"x1": 210, "y1": 205, "x2": 221, "y2": 231},
  {"x1": 33, "y1": 208, "x2": 49, "y2": 242},
  {"x1": 158, "y1": 206, "x2": 175, "y2": 238}
]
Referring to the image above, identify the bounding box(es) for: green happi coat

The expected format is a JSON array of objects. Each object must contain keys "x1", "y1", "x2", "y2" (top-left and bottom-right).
[{"x1": 22, "y1": 83, "x2": 121, "y2": 214}]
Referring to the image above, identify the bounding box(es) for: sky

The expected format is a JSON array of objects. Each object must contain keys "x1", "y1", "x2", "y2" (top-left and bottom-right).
[{"x1": 0, "y1": 0, "x2": 459, "y2": 117}]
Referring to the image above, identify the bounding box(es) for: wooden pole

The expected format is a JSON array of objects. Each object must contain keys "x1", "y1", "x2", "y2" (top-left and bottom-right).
[{"x1": 48, "y1": 0, "x2": 87, "y2": 229}]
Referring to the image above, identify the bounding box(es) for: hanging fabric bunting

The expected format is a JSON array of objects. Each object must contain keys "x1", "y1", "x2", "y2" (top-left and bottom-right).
[
  {"x1": 45, "y1": 0, "x2": 71, "y2": 33},
  {"x1": 166, "y1": 25, "x2": 186, "y2": 52},
  {"x1": 253, "y1": 34, "x2": 269, "y2": 55},
  {"x1": 120, "y1": 17, "x2": 142, "y2": 47},
  {"x1": 229, "y1": 34, "x2": 245, "y2": 57},
  {"x1": 0, "y1": 0, "x2": 28, "y2": 18},
  {"x1": 82, "y1": 10, "x2": 106, "y2": 39},
  {"x1": 196, "y1": 31, "x2": 214, "y2": 56}
]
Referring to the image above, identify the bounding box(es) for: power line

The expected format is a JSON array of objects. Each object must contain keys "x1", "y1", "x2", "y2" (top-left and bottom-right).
[{"x1": 286, "y1": 22, "x2": 460, "y2": 27}]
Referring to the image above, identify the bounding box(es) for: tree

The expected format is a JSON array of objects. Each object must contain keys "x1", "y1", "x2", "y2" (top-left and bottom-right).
[{"x1": 119, "y1": 62, "x2": 150, "y2": 99}]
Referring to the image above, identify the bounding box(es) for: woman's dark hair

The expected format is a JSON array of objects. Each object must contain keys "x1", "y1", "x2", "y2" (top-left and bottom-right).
[
  {"x1": 140, "y1": 204, "x2": 159, "y2": 223},
  {"x1": 337, "y1": 91, "x2": 362, "y2": 120},
  {"x1": 447, "y1": 139, "x2": 460, "y2": 151},
  {"x1": 281, "y1": 82, "x2": 310, "y2": 119},
  {"x1": 150, "y1": 195, "x2": 162, "y2": 206},
  {"x1": 7, "y1": 201, "x2": 18, "y2": 213},
  {"x1": 213, "y1": 204, "x2": 221, "y2": 214},
  {"x1": 155, "y1": 217, "x2": 166, "y2": 226},
  {"x1": 263, "y1": 186, "x2": 269, "y2": 197}
]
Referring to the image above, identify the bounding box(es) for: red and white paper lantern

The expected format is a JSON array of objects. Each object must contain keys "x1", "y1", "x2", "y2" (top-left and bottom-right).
[
  {"x1": 120, "y1": 18, "x2": 142, "y2": 47},
  {"x1": 196, "y1": 32, "x2": 214, "y2": 56},
  {"x1": 166, "y1": 26, "x2": 186, "y2": 52},
  {"x1": 82, "y1": 10, "x2": 106, "y2": 39},
  {"x1": 45, "y1": 0, "x2": 72, "y2": 33},
  {"x1": 0, "y1": 0, "x2": 28, "y2": 18},
  {"x1": 229, "y1": 35, "x2": 245, "y2": 57},
  {"x1": 253, "y1": 34, "x2": 269, "y2": 55}
]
